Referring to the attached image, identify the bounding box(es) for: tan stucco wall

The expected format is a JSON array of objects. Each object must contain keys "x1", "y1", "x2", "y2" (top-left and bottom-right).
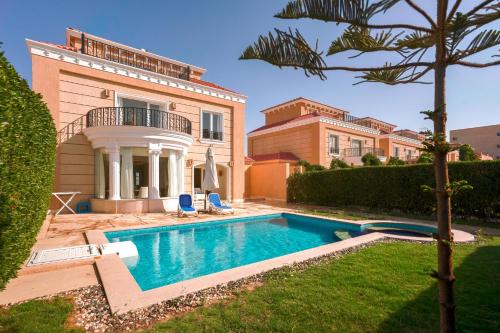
[
  {"x1": 248, "y1": 124, "x2": 317, "y2": 163},
  {"x1": 31, "y1": 53, "x2": 246, "y2": 208},
  {"x1": 246, "y1": 161, "x2": 290, "y2": 201}
]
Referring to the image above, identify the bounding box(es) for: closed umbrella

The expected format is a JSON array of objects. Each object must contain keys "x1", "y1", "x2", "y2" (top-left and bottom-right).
[{"x1": 203, "y1": 147, "x2": 219, "y2": 210}]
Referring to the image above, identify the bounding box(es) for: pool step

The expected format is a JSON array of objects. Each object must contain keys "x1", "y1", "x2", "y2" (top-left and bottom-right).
[{"x1": 27, "y1": 244, "x2": 100, "y2": 266}]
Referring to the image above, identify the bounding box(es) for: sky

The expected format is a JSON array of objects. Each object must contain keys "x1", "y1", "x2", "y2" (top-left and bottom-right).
[{"x1": 1, "y1": 0, "x2": 498, "y2": 147}]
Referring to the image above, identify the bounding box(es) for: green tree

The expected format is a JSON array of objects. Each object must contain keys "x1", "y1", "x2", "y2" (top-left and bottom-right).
[
  {"x1": 361, "y1": 153, "x2": 382, "y2": 166},
  {"x1": 330, "y1": 158, "x2": 350, "y2": 169},
  {"x1": 240, "y1": 1, "x2": 499, "y2": 331},
  {"x1": 0, "y1": 47, "x2": 56, "y2": 288},
  {"x1": 387, "y1": 156, "x2": 406, "y2": 165},
  {"x1": 417, "y1": 152, "x2": 434, "y2": 164},
  {"x1": 459, "y1": 144, "x2": 479, "y2": 161}
]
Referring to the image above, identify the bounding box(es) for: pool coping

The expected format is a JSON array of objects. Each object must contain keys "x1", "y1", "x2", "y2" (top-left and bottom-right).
[{"x1": 86, "y1": 212, "x2": 475, "y2": 314}]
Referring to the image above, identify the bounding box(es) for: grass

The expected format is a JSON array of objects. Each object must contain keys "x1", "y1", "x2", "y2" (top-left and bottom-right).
[
  {"x1": 1, "y1": 239, "x2": 499, "y2": 332},
  {"x1": 0, "y1": 298, "x2": 82, "y2": 333}
]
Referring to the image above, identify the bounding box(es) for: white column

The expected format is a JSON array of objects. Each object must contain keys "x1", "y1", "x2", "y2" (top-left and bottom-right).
[
  {"x1": 177, "y1": 151, "x2": 185, "y2": 194},
  {"x1": 168, "y1": 149, "x2": 178, "y2": 197},
  {"x1": 148, "y1": 143, "x2": 162, "y2": 199},
  {"x1": 108, "y1": 146, "x2": 121, "y2": 200}
]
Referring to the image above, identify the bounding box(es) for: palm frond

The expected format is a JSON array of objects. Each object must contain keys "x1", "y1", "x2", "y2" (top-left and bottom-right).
[
  {"x1": 357, "y1": 64, "x2": 432, "y2": 85},
  {"x1": 275, "y1": 0, "x2": 371, "y2": 24},
  {"x1": 327, "y1": 27, "x2": 403, "y2": 56},
  {"x1": 468, "y1": 3, "x2": 500, "y2": 26},
  {"x1": 452, "y1": 29, "x2": 500, "y2": 60},
  {"x1": 240, "y1": 28, "x2": 328, "y2": 79},
  {"x1": 396, "y1": 31, "x2": 435, "y2": 49}
]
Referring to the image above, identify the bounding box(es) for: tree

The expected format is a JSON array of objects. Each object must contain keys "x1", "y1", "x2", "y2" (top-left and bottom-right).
[
  {"x1": 459, "y1": 144, "x2": 479, "y2": 161},
  {"x1": 298, "y1": 159, "x2": 326, "y2": 171},
  {"x1": 240, "y1": 1, "x2": 499, "y2": 331},
  {"x1": 387, "y1": 156, "x2": 406, "y2": 165},
  {"x1": 330, "y1": 158, "x2": 351, "y2": 169},
  {"x1": 417, "y1": 152, "x2": 434, "y2": 164},
  {"x1": 361, "y1": 152, "x2": 383, "y2": 165}
]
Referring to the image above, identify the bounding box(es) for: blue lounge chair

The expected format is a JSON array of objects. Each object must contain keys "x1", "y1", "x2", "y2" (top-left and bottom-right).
[
  {"x1": 178, "y1": 194, "x2": 198, "y2": 217},
  {"x1": 208, "y1": 193, "x2": 234, "y2": 214}
]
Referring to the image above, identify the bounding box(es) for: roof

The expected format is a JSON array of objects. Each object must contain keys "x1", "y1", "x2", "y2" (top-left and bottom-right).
[
  {"x1": 245, "y1": 156, "x2": 255, "y2": 163},
  {"x1": 33, "y1": 41, "x2": 238, "y2": 94},
  {"x1": 260, "y1": 97, "x2": 349, "y2": 114},
  {"x1": 251, "y1": 152, "x2": 300, "y2": 162},
  {"x1": 248, "y1": 112, "x2": 321, "y2": 134}
]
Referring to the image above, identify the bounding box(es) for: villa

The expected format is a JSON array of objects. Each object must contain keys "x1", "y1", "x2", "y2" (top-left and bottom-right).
[
  {"x1": 27, "y1": 28, "x2": 246, "y2": 213},
  {"x1": 247, "y1": 97, "x2": 424, "y2": 167}
]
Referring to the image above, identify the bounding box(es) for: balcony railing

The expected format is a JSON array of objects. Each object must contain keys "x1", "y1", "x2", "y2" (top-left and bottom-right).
[
  {"x1": 202, "y1": 129, "x2": 223, "y2": 141},
  {"x1": 86, "y1": 107, "x2": 192, "y2": 135},
  {"x1": 81, "y1": 34, "x2": 190, "y2": 80},
  {"x1": 343, "y1": 147, "x2": 385, "y2": 157}
]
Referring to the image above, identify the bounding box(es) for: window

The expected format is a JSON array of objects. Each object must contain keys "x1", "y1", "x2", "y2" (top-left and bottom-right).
[
  {"x1": 406, "y1": 149, "x2": 413, "y2": 159},
  {"x1": 119, "y1": 97, "x2": 164, "y2": 127},
  {"x1": 328, "y1": 134, "x2": 339, "y2": 155},
  {"x1": 202, "y1": 111, "x2": 223, "y2": 141},
  {"x1": 393, "y1": 146, "x2": 400, "y2": 158},
  {"x1": 351, "y1": 139, "x2": 362, "y2": 156}
]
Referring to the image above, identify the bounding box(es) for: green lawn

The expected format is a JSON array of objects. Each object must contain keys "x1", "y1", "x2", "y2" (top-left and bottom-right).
[{"x1": 1, "y1": 239, "x2": 499, "y2": 333}]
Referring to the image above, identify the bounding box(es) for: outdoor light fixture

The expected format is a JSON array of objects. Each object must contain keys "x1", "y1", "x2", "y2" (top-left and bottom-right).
[
  {"x1": 101, "y1": 89, "x2": 110, "y2": 99},
  {"x1": 170, "y1": 102, "x2": 177, "y2": 110}
]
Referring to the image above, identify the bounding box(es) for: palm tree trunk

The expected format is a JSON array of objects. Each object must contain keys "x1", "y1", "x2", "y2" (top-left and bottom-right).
[{"x1": 434, "y1": 1, "x2": 455, "y2": 332}]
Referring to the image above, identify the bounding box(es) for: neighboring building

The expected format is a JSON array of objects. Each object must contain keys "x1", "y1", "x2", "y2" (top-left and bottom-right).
[
  {"x1": 247, "y1": 97, "x2": 423, "y2": 167},
  {"x1": 450, "y1": 124, "x2": 500, "y2": 160},
  {"x1": 28, "y1": 28, "x2": 246, "y2": 213}
]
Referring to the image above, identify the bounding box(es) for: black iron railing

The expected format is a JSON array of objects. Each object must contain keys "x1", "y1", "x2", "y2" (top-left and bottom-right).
[
  {"x1": 202, "y1": 129, "x2": 223, "y2": 141},
  {"x1": 343, "y1": 147, "x2": 385, "y2": 157},
  {"x1": 86, "y1": 107, "x2": 192, "y2": 135},
  {"x1": 81, "y1": 33, "x2": 190, "y2": 80}
]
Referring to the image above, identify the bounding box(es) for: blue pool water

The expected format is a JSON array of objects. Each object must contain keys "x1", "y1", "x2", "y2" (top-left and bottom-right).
[{"x1": 105, "y1": 213, "x2": 363, "y2": 291}]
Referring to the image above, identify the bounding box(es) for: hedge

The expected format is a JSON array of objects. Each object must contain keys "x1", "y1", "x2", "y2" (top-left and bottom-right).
[
  {"x1": 288, "y1": 161, "x2": 500, "y2": 219},
  {"x1": 0, "y1": 49, "x2": 56, "y2": 289}
]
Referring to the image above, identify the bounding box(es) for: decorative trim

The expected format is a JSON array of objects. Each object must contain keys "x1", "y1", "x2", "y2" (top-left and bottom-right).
[
  {"x1": 320, "y1": 117, "x2": 381, "y2": 135},
  {"x1": 385, "y1": 134, "x2": 422, "y2": 145},
  {"x1": 26, "y1": 39, "x2": 246, "y2": 104}
]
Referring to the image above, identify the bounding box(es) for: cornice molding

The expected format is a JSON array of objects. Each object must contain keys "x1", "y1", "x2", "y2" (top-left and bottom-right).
[
  {"x1": 385, "y1": 134, "x2": 422, "y2": 145},
  {"x1": 26, "y1": 39, "x2": 246, "y2": 104},
  {"x1": 320, "y1": 117, "x2": 381, "y2": 135}
]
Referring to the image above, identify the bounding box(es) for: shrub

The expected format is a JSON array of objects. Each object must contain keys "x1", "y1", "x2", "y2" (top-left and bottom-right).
[
  {"x1": 0, "y1": 49, "x2": 56, "y2": 289},
  {"x1": 297, "y1": 159, "x2": 326, "y2": 172},
  {"x1": 361, "y1": 153, "x2": 382, "y2": 166},
  {"x1": 459, "y1": 144, "x2": 478, "y2": 161},
  {"x1": 387, "y1": 157, "x2": 405, "y2": 166},
  {"x1": 330, "y1": 158, "x2": 350, "y2": 170},
  {"x1": 287, "y1": 161, "x2": 500, "y2": 219},
  {"x1": 417, "y1": 152, "x2": 433, "y2": 164}
]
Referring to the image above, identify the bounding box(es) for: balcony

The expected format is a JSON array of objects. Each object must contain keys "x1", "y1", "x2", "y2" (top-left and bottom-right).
[
  {"x1": 81, "y1": 34, "x2": 190, "y2": 80},
  {"x1": 86, "y1": 107, "x2": 191, "y2": 134},
  {"x1": 343, "y1": 147, "x2": 385, "y2": 157}
]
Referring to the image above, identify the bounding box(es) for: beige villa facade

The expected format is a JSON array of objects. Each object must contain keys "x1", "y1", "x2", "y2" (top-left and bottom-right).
[
  {"x1": 248, "y1": 98, "x2": 424, "y2": 168},
  {"x1": 28, "y1": 28, "x2": 246, "y2": 213},
  {"x1": 450, "y1": 124, "x2": 499, "y2": 160}
]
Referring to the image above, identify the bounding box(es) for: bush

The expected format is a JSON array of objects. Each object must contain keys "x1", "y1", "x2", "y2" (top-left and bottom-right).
[
  {"x1": 330, "y1": 158, "x2": 350, "y2": 170},
  {"x1": 287, "y1": 161, "x2": 500, "y2": 219},
  {"x1": 361, "y1": 153, "x2": 382, "y2": 166},
  {"x1": 297, "y1": 159, "x2": 325, "y2": 172},
  {"x1": 417, "y1": 152, "x2": 433, "y2": 164},
  {"x1": 459, "y1": 144, "x2": 478, "y2": 161},
  {"x1": 0, "y1": 49, "x2": 56, "y2": 288},
  {"x1": 387, "y1": 157, "x2": 405, "y2": 166}
]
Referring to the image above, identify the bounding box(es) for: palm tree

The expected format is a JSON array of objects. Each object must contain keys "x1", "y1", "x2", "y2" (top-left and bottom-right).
[{"x1": 240, "y1": 1, "x2": 499, "y2": 332}]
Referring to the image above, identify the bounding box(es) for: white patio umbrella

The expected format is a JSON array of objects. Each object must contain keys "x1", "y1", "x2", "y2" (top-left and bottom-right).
[{"x1": 202, "y1": 147, "x2": 219, "y2": 210}]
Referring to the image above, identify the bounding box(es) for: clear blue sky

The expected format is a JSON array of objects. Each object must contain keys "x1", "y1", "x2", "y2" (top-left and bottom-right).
[{"x1": 1, "y1": 0, "x2": 498, "y2": 145}]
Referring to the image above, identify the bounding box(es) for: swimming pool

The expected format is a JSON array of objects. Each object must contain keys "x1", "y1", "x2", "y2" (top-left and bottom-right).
[{"x1": 105, "y1": 213, "x2": 365, "y2": 291}]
